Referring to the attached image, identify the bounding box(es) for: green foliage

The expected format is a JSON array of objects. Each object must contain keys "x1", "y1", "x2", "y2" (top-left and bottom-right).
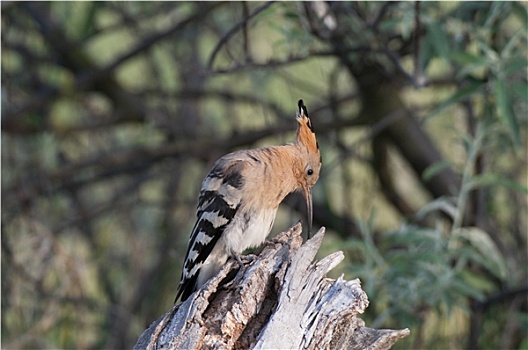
[
  {"x1": 2, "y1": 1, "x2": 526, "y2": 349},
  {"x1": 347, "y1": 222, "x2": 505, "y2": 322},
  {"x1": 423, "y1": 4, "x2": 528, "y2": 148},
  {"x1": 345, "y1": 120, "x2": 525, "y2": 348},
  {"x1": 337, "y1": 4, "x2": 526, "y2": 347}
]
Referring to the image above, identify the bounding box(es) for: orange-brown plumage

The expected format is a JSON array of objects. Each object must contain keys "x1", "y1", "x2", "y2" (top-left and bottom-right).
[{"x1": 175, "y1": 100, "x2": 321, "y2": 302}]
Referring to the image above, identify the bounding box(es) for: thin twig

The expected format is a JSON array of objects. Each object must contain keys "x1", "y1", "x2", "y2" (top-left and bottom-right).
[
  {"x1": 207, "y1": 1, "x2": 274, "y2": 69},
  {"x1": 369, "y1": 1, "x2": 393, "y2": 29},
  {"x1": 100, "y1": 2, "x2": 223, "y2": 77},
  {"x1": 209, "y1": 47, "x2": 371, "y2": 75},
  {"x1": 413, "y1": 1, "x2": 424, "y2": 86},
  {"x1": 383, "y1": 48, "x2": 419, "y2": 87},
  {"x1": 242, "y1": 2, "x2": 251, "y2": 63}
]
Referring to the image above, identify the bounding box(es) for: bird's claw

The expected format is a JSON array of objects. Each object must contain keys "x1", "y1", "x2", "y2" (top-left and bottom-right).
[{"x1": 231, "y1": 253, "x2": 256, "y2": 268}]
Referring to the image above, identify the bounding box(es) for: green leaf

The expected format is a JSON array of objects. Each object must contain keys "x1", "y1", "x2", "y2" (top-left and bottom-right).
[
  {"x1": 451, "y1": 52, "x2": 489, "y2": 66},
  {"x1": 427, "y1": 22, "x2": 451, "y2": 62},
  {"x1": 422, "y1": 160, "x2": 452, "y2": 182},
  {"x1": 427, "y1": 80, "x2": 483, "y2": 118},
  {"x1": 483, "y1": 2, "x2": 508, "y2": 28},
  {"x1": 501, "y1": 29, "x2": 525, "y2": 60},
  {"x1": 511, "y1": 80, "x2": 528, "y2": 104},
  {"x1": 457, "y1": 271, "x2": 492, "y2": 298},
  {"x1": 495, "y1": 78, "x2": 521, "y2": 145},
  {"x1": 415, "y1": 196, "x2": 457, "y2": 220},
  {"x1": 451, "y1": 276, "x2": 486, "y2": 301},
  {"x1": 79, "y1": 2, "x2": 100, "y2": 38},
  {"x1": 283, "y1": 10, "x2": 300, "y2": 20},
  {"x1": 468, "y1": 173, "x2": 528, "y2": 194},
  {"x1": 454, "y1": 227, "x2": 507, "y2": 280},
  {"x1": 512, "y1": 2, "x2": 528, "y2": 30},
  {"x1": 452, "y1": 52, "x2": 491, "y2": 79},
  {"x1": 503, "y1": 57, "x2": 528, "y2": 77}
]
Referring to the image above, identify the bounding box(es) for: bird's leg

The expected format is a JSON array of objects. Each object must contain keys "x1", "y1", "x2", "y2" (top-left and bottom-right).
[
  {"x1": 232, "y1": 253, "x2": 245, "y2": 268},
  {"x1": 231, "y1": 253, "x2": 256, "y2": 268}
]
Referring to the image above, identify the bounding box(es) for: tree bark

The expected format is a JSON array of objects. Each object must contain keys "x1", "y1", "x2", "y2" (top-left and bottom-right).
[{"x1": 134, "y1": 223, "x2": 410, "y2": 350}]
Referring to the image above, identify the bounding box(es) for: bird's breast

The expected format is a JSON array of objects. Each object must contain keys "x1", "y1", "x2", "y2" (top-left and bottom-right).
[{"x1": 221, "y1": 207, "x2": 278, "y2": 255}]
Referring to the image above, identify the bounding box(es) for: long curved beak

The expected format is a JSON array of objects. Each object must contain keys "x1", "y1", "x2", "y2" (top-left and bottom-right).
[{"x1": 302, "y1": 186, "x2": 313, "y2": 239}]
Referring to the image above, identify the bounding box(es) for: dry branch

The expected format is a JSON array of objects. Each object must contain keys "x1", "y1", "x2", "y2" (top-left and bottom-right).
[{"x1": 134, "y1": 223, "x2": 409, "y2": 350}]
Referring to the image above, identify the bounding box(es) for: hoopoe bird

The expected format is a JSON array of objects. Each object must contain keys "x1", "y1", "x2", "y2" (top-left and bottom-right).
[{"x1": 175, "y1": 100, "x2": 321, "y2": 302}]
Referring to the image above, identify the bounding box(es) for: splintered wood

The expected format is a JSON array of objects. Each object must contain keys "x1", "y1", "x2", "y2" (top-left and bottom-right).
[{"x1": 134, "y1": 223, "x2": 410, "y2": 350}]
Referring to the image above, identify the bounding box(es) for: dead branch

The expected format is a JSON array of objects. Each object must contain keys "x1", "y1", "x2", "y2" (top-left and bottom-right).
[{"x1": 134, "y1": 223, "x2": 409, "y2": 350}]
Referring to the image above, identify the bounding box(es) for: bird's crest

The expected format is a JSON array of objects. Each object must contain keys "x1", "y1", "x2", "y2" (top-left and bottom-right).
[{"x1": 296, "y1": 99, "x2": 319, "y2": 155}]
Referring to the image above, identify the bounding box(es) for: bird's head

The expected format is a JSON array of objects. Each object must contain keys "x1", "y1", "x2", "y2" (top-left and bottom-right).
[{"x1": 294, "y1": 100, "x2": 321, "y2": 237}]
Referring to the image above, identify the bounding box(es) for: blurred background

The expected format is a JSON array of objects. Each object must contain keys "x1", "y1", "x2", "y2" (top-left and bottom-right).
[{"x1": 2, "y1": 2, "x2": 527, "y2": 349}]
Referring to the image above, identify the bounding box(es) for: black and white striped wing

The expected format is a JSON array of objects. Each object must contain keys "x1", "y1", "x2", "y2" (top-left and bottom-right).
[{"x1": 175, "y1": 159, "x2": 245, "y2": 302}]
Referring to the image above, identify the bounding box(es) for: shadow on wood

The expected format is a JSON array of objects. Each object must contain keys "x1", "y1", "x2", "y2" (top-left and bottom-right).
[{"x1": 134, "y1": 223, "x2": 410, "y2": 349}]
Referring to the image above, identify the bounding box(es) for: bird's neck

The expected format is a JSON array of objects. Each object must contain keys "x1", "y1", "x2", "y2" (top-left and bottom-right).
[{"x1": 246, "y1": 144, "x2": 302, "y2": 209}]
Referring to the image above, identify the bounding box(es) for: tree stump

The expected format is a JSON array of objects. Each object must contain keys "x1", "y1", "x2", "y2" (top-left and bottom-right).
[{"x1": 134, "y1": 223, "x2": 410, "y2": 349}]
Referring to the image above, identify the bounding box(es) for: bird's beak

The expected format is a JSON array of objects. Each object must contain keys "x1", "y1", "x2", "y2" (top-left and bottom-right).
[{"x1": 302, "y1": 186, "x2": 313, "y2": 239}]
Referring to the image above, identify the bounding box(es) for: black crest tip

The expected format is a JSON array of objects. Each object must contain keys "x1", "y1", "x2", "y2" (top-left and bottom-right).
[{"x1": 298, "y1": 99, "x2": 308, "y2": 117}]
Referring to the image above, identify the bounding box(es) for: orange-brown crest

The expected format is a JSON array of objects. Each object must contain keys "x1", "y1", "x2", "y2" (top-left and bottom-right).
[{"x1": 295, "y1": 100, "x2": 319, "y2": 156}]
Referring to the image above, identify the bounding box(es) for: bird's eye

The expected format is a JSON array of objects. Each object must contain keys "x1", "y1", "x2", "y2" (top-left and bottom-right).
[{"x1": 307, "y1": 168, "x2": 314, "y2": 176}]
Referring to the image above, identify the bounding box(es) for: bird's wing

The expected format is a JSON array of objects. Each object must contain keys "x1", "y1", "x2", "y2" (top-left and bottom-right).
[{"x1": 175, "y1": 158, "x2": 246, "y2": 302}]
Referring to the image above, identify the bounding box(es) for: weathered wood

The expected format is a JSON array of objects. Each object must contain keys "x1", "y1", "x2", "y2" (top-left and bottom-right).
[{"x1": 134, "y1": 223, "x2": 409, "y2": 350}]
